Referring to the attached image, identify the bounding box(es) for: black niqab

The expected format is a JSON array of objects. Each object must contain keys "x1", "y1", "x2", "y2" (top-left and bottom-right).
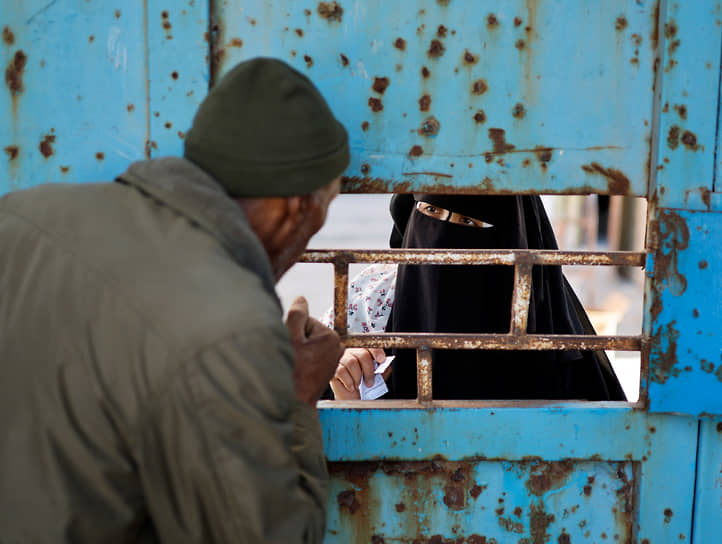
[{"x1": 385, "y1": 194, "x2": 626, "y2": 400}]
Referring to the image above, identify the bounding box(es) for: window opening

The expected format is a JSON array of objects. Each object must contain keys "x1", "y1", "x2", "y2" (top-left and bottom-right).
[{"x1": 277, "y1": 194, "x2": 647, "y2": 405}]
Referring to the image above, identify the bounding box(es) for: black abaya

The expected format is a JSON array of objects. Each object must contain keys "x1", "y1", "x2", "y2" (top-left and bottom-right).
[{"x1": 385, "y1": 194, "x2": 626, "y2": 401}]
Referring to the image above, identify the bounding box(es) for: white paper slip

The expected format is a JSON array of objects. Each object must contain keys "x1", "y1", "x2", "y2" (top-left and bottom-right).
[{"x1": 359, "y1": 356, "x2": 395, "y2": 400}]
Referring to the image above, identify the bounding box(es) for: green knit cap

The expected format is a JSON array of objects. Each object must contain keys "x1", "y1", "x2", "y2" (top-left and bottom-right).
[{"x1": 184, "y1": 57, "x2": 349, "y2": 197}]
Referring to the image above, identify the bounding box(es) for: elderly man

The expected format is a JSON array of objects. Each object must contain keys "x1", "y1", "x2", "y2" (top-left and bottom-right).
[{"x1": 0, "y1": 58, "x2": 347, "y2": 542}]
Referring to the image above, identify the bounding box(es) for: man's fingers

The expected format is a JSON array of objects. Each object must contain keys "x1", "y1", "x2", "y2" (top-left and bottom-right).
[{"x1": 285, "y1": 297, "x2": 310, "y2": 339}]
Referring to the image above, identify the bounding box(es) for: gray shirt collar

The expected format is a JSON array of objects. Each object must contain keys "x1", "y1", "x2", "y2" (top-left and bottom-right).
[{"x1": 117, "y1": 157, "x2": 277, "y2": 298}]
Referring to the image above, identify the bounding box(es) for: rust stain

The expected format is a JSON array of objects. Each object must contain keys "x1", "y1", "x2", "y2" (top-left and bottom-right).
[
  {"x1": 443, "y1": 485, "x2": 465, "y2": 510},
  {"x1": 667, "y1": 125, "x2": 680, "y2": 149},
  {"x1": 114, "y1": 9, "x2": 121, "y2": 18},
  {"x1": 337, "y1": 489, "x2": 360, "y2": 514},
  {"x1": 664, "y1": 20, "x2": 678, "y2": 39},
  {"x1": 372, "y1": 76, "x2": 390, "y2": 94},
  {"x1": 38, "y1": 134, "x2": 55, "y2": 158},
  {"x1": 463, "y1": 50, "x2": 479, "y2": 65},
  {"x1": 229, "y1": 38, "x2": 243, "y2": 47},
  {"x1": 171, "y1": 70, "x2": 179, "y2": 80},
  {"x1": 471, "y1": 79, "x2": 488, "y2": 95},
  {"x1": 514, "y1": 17, "x2": 523, "y2": 27},
  {"x1": 394, "y1": 37, "x2": 406, "y2": 50},
  {"x1": 2, "y1": 26, "x2": 14, "y2": 45},
  {"x1": 580, "y1": 162, "x2": 631, "y2": 194},
  {"x1": 558, "y1": 532, "x2": 571, "y2": 544},
  {"x1": 681, "y1": 130, "x2": 699, "y2": 151},
  {"x1": 515, "y1": 39, "x2": 526, "y2": 50},
  {"x1": 418, "y1": 116, "x2": 440, "y2": 136},
  {"x1": 488, "y1": 128, "x2": 515, "y2": 153},
  {"x1": 673, "y1": 104, "x2": 687, "y2": 119},
  {"x1": 341, "y1": 176, "x2": 411, "y2": 193},
  {"x1": 409, "y1": 145, "x2": 424, "y2": 157},
  {"x1": 295, "y1": 28, "x2": 304, "y2": 37},
  {"x1": 699, "y1": 260, "x2": 709, "y2": 269},
  {"x1": 428, "y1": 39, "x2": 446, "y2": 58},
  {"x1": 535, "y1": 147, "x2": 552, "y2": 164},
  {"x1": 615, "y1": 15, "x2": 628, "y2": 31},
  {"x1": 368, "y1": 97, "x2": 383, "y2": 112},
  {"x1": 470, "y1": 483, "x2": 487, "y2": 499},
  {"x1": 437, "y1": 25, "x2": 448, "y2": 38},
  {"x1": 655, "y1": 209, "x2": 690, "y2": 296},
  {"x1": 498, "y1": 515, "x2": 524, "y2": 534},
  {"x1": 59, "y1": 166, "x2": 69, "y2": 174},
  {"x1": 339, "y1": 53, "x2": 349, "y2": 66},
  {"x1": 317, "y1": 2, "x2": 343, "y2": 22},
  {"x1": 4, "y1": 146, "x2": 19, "y2": 161},
  {"x1": 530, "y1": 503, "x2": 555, "y2": 544},
  {"x1": 664, "y1": 507, "x2": 673, "y2": 523},
  {"x1": 5, "y1": 49, "x2": 27, "y2": 95},
  {"x1": 487, "y1": 13, "x2": 499, "y2": 28},
  {"x1": 360, "y1": 163, "x2": 369, "y2": 174},
  {"x1": 512, "y1": 103, "x2": 526, "y2": 119},
  {"x1": 650, "y1": 320, "x2": 681, "y2": 384},
  {"x1": 525, "y1": 460, "x2": 575, "y2": 496},
  {"x1": 304, "y1": 54, "x2": 313, "y2": 68},
  {"x1": 473, "y1": 110, "x2": 486, "y2": 124},
  {"x1": 421, "y1": 66, "x2": 431, "y2": 78},
  {"x1": 700, "y1": 359, "x2": 714, "y2": 373},
  {"x1": 419, "y1": 94, "x2": 431, "y2": 112},
  {"x1": 95, "y1": 152, "x2": 105, "y2": 160},
  {"x1": 650, "y1": 2, "x2": 660, "y2": 50},
  {"x1": 361, "y1": 121, "x2": 369, "y2": 131}
]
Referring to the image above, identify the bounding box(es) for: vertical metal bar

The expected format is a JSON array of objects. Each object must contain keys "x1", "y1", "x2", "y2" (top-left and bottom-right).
[
  {"x1": 510, "y1": 262, "x2": 533, "y2": 335},
  {"x1": 333, "y1": 261, "x2": 348, "y2": 336},
  {"x1": 416, "y1": 346, "x2": 432, "y2": 403}
]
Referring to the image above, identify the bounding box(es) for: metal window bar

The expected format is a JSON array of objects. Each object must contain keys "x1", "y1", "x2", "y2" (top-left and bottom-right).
[{"x1": 300, "y1": 249, "x2": 646, "y2": 402}]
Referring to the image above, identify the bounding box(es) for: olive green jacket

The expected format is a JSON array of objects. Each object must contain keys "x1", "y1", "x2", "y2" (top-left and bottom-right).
[{"x1": 0, "y1": 158, "x2": 328, "y2": 543}]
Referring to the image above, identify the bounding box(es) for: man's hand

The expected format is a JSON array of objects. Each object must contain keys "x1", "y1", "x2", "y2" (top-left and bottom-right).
[
  {"x1": 330, "y1": 347, "x2": 388, "y2": 400},
  {"x1": 286, "y1": 297, "x2": 345, "y2": 407}
]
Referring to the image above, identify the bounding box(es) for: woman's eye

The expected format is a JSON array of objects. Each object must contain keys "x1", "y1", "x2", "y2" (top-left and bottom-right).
[{"x1": 452, "y1": 214, "x2": 494, "y2": 228}]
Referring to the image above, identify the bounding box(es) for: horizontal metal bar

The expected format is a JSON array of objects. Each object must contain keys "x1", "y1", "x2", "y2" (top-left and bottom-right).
[
  {"x1": 319, "y1": 399, "x2": 642, "y2": 410},
  {"x1": 300, "y1": 249, "x2": 646, "y2": 267},
  {"x1": 342, "y1": 333, "x2": 643, "y2": 351}
]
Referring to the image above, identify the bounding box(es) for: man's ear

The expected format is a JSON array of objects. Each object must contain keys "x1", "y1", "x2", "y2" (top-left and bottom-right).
[{"x1": 265, "y1": 195, "x2": 308, "y2": 252}]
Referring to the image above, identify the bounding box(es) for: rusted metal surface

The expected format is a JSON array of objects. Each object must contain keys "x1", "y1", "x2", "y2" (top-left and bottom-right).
[
  {"x1": 647, "y1": 208, "x2": 722, "y2": 416},
  {"x1": 343, "y1": 333, "x2": 642, "y2": 352},
  {"x1": 333, "y1": 261, "x2": 349, "y2": 336},
  {"x1": 301, "y1": 249, "x2": 646, "y2": 267},
  {"x1": 416, "y1": 346, "x2": 433, "y2": 403},
  {"x1": 510, "y1": 262, "x2": 532, "y2": 335},
  {"x1": 326, "y1": 458, "x2": 638, "y2": 544},
  {"x1": 207, "y1": 1, "x2": 658, "y2": 197}
]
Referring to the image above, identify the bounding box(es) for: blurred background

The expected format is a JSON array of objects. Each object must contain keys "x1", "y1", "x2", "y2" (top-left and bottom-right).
[{"x1": 277, "y1": 194, "x2": 647, "y2": 401}]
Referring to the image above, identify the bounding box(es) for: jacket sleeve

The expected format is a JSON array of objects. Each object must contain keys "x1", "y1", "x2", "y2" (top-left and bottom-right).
[{"x1": 136, "y1": 328, "x2": 328, "y2": 543}]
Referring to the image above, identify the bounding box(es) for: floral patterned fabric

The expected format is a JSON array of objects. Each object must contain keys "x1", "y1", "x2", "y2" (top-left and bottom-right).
[{"x1": 321, "y1": 264, "x2": 397, "y2": 333}]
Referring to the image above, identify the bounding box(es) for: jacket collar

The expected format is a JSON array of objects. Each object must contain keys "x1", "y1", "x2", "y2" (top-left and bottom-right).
[{"x1": 116, "y1": 157, "x2": 278, "y2": 298}]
